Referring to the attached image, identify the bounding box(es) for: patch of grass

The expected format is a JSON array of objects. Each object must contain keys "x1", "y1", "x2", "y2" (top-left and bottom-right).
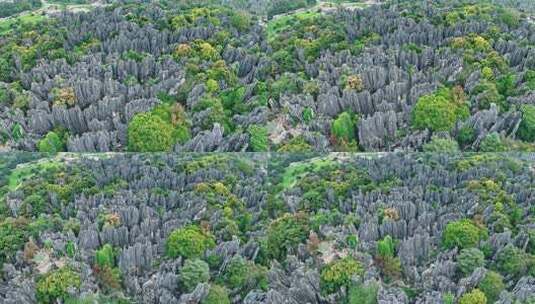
[
  {"x1": 0, "y1": 13, "x2": 47, "y2": 35},
  {"x1": 280, "y1": 157, "x2": 335, "y2": 189},
  {"x1": 267, "y1": 10, "x2": 319, "y2": 41},
  {"x1": 7, "y1": 159, "x2": 61, "y2": 191}
]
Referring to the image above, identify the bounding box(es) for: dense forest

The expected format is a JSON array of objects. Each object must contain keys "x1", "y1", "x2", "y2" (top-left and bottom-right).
[
  {"x1": 0, "y1": 0, "x2": 535, "y2": 152},
  {"x1": 0, "y1": 153, "x2": 534, "y2": 303}
]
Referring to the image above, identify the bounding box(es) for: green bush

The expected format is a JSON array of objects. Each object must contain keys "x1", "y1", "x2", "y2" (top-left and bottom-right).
[
  {"x1": 222, "y1": 256, "x2": 268, "y2": 295},
  {"x1": 442, "y1": 219, "x2": 487, "y2": 249},
  {"x1": 248, "y1": 125, "x2": 268, "y2": 152},
  {"x1": 179, "y1": 259, "x2": 210, "y2": 292},
  {"x1": 422, "y1": 136, "x2": 460, "y2": 152},
  {"x1": 479, "y1": 133, "x2": 508, "y2": 152},
  {"x1": 166, "y1": 225, "x2": 216, "y2": 259},
  {"x1": 36, "y1": 267, "x2": 81, "y2": 303},
  {"x1": 95, "y1": 244, "x2": 115, "y2": 268},
  {"x1": 473, "y1": 81, "x2": 504, "y2": 111},
  {"x1": 320, "y1": 256, "x2": 364, "y2": 295},
  {"x1": 0, "y1": 218, "x2": 30, "y2": 266},
  {"x1": 348, "y1": 282, "x2": 379, "y2": 304},
  {"x1": 495, "y1": 244, "x2": 529, "y2": 277},
  {"x1": 127, "y1": 113, "x2": 174, "y2": 152},
  {"x1": 331, "y1": 112, "x2": 357, "y2": 143},
  {"x1": 151, "y1": 103, "x2": 191, "y2": 144},
  {"x1": 518, "y1": 105, "x2": 535, "y2": 142},
  {"x1": 457, "y1": 125, "x2": 476, "y2": 147},
  {"x1": 459, "y1": 289, "x2": 487, "y2": 304},
  {"x1": 412, "y1": 87, "x2": 469, "y2": 132},
  {"x1": 202, "y1": 284, "x2": 231, "y2": 304},
  {"x1": 38, "y1": 131, "x2": 65, "y2": 153},
  {"x1": 377, "y1": 235, "x2": 395, "y2": 258},
  {"x1": 457, "y1": 248, "x2": 485, "y2": 276},
  {"x1": 266, "y1": 213, "x2": 309, "y2": 261},
  {"x1": 193, "y1": 96, "x2": 231, "y2": 132},
  {"x1": 443, "y1": 293, "x2": 455, "y2": 304},
  {"x1": 478, "y1": 271, "x2": 505, "y2": 303}
]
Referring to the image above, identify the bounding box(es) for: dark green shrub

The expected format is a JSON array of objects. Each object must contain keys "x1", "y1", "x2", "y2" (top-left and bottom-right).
[
  {"x1": 457, "y1": 248, "x2": 485, "y2": 276},
  {"x1": 495, "y1": 244, "x2": 529, "y2": 277},
  {"x1": 38, "y1": 131, "x2": 65, "y2": 153},
  {"x1": 179, "y1": 259, "x2": 210, "y2": 292},
  {"x1": 320, "y1": 257, "x2": 363, "y2": 295},
  {"x1": 221, "y1": 257, "x2": 268, "y2": 295},
  {"x1": 518, "y1": 105, "x2": 535, "y2": 142},
  {"x1": 457, "y1": 125, "x2": 476, "y2": 147},
  {"x1": 36, "y1": 267, "x2": 81, "y2": 303},
  {"x1": 459, "y1": 289, "x2": 487, "y2": 304},
  {"x1": 0, "y1": 217, "x2": 30, "y2": 266},
  {"x1": 348, "y1": 282, "x2": 379, "y2": 304},
  {"x1": 479, "y1": 133, "x2": 508, "y2": 152},
  {"x1": 247, "y1": 125, "x2": 268, "y2": 152},
  {"x1": 266, "y1": 213, "x2": 309, "y2": 261},
  {"x1": 202, "y1": 284, "x2": 231, "y2": 304},
  {"x1": 127, "y1": 113, "x2": 174, "y2": 152},
  {"x1": 478, "y1": 271, "x2": 505, "y2": 303},
  {"x1": 166, "y1": 225, "x2": 216, "y2": 259},
  {"x1": 442, "y1": 219, "x2": 487, "y2": 249}
]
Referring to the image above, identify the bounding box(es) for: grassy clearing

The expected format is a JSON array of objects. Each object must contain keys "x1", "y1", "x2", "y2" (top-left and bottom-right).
[
  {"x1": 280, "y1": 157, "x2": 335, "y2": 189},
  {"x1": 0, "y1": 13, "x2": 47, "y2": 35},
  {"x1": 267, "y1": 10, "x2": 319, "y2": 41},
  {"x1": 7, "y1": 159, "x2": 61, "y2": 191}
]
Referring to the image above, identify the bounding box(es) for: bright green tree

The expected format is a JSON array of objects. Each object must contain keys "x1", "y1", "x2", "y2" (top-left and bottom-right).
[
  {"x1": 38, "y1": 131, "x2": 65, "y2": 153},
  {"x1": 166, "y1": 225, "x2": 216, "y2": 259},
  {"x1": 320, "y1": 257, "x2": 364, "y2": 295},
  {"x1": 331, "y1": 112, "x2": 357, "y2": 142},
  {"x1": 95, "y1": 244, "x2": 115, "y2": 268},
  {"x1": 459, "y1": 289, "x2": 487, "y2": 304},
  {"x1": 413, "y1": 87, "x2": 469, "y2": 132},
  {"x1": 442, "y1": 219, "x2": 487, "y2": 249},
  {"x1": 248, "y1": 125, "x2": 268, "y2": 152},
  {"x1": 128, "y1": 113, "x2": 174, "y2": 152},
  {"x1": 36, "y1": 267, "x2": 81, "y2": 303}
]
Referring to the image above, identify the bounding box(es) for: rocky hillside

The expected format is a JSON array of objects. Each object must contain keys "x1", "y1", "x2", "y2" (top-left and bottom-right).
[
  {"x1": 1, "y1": 0, "x2": 535, "y2": 152},
  {"x1": 1, "y1": 153, "x2": 534, "y2": 303}
]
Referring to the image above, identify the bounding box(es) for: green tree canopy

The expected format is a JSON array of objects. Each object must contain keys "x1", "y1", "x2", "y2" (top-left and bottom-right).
[
  {"x1": 166, "y1": 225, "x2": 216, "y2": 259},
  {"x1": 127, "y1": 112, "x2": 174, "y2": 152},
  {"x1": 442, "y1": 219, "x2": 487, "y2": 249},
  {"x1": 413, "y1": 87, "x2": 469, "y2": 132}
]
